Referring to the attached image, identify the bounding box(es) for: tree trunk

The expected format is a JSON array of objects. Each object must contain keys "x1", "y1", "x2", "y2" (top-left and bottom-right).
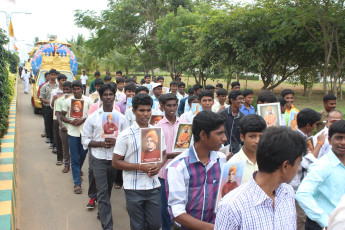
[
  {"x1": 303, "y1": 84, "x2": 307, "y2": 97},
  {"x1": 134, "y1": 44, "x2": 148, "y2": 74},
  {"x1": 167, "y1": 60, "x2": 174, "y2": 81},
  {"x1": 245, "y1": 73, "x2": 248, "y2": 89}
]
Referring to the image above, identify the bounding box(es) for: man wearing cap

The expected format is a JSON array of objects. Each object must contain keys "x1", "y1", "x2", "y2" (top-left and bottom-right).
[
  {"x1": 152, "y1": 83, "x2": 162, "y2": 109},
  {"x1": 40, "y1": 69, "x2": 59, "y2": 148},
  {"x1": 80, "y1": 70, "x2": 88, "y2": 95},
  {"x1": 89, "y1": 71, "x2": 101, "y2": 94}
]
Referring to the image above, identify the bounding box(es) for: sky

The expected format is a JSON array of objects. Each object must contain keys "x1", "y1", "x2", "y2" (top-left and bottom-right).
[{"x1": 0, "y1": 0, "x2": 108, "y2": 62}]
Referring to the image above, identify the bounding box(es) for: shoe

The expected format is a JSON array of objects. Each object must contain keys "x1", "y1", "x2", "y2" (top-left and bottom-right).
[
  {"x1": 74, "y1": 185, "x2": 82, "y2": 194},
  {"x1": 80, "y1": 171, "x2": 84, "y2": 176},
  {"x1": 97, "y1": 212, "x2": 100, "y2": 220},
  {"x1": 87, "y1": 198, "x2": 96, "y2": 209},
  {"x1": 62, "y1": 166, "x2": 69, "y2": 173},
  {"x1": 52, "y1": 147, "x2": 57, "y2": 153},
  {"x1": 46, "y1": 138, "x2": 51, "y2": 143},
  {"x1": 41, "y1": 133, "x2": 46, "y2": 138},
  {"x1": 56, "y1": 161, "x2": 62, "y2": 166}
]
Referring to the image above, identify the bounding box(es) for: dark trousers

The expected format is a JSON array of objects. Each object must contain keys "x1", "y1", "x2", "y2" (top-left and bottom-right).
[
  {"x1": 305, "y1": 217, "x2": 322, "y2": 230},
  {"x1": 88, "y1": 149, "x2": 97, "y2": 199},
  {"x1": 82, "y1": 85, "x2": 86, "y2": 95},
  {"x1": 91, "y1": 154, "x2": 115, "y2": 230},
  {"x1": 159, "y1": 178, "x2": 172, "y2": 230},
  {"x1": 68, "y1": 135, "x2": 88, "y2": 186},
  {"x1": 42, "y1": 104, "x2": 48, "y2": 137},
  {"x1": 45, "y1": 106, "x2": 55, "y2": 146},
  {"x1": 53, "y1": 120, "x2": 63, "y2": 161},
  {"x1": 115, "y1": 170, "x2": 123, "y2": 186},
  {"x1": 59, "y1": 128, "x2": 70, "y2": 167},
  {"x1": 124, "y1": 188, "x2": 161, "y2": 230}
]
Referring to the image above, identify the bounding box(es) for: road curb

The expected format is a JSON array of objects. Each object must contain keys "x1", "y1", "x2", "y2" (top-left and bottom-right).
[{"x1": 0, "y1": 97, "x2": 17, "y2": 230}]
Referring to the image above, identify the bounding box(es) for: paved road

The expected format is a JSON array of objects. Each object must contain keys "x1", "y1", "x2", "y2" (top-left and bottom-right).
[{"x1": 16, "y1": 83, "x2": 130, "y2": 230}]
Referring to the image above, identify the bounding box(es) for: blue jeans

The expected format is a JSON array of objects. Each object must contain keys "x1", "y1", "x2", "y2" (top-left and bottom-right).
[
  {"x1": 68, "y1": 135, "x2": 88, "y2": 185},
  {"x1": 159, "y1": 178, "x2": 172, "y2": 230}
]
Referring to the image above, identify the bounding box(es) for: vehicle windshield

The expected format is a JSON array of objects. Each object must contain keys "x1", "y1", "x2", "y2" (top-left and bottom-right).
[{"x1": 37, "y1": 71, "x2": 74, "y2": 85}]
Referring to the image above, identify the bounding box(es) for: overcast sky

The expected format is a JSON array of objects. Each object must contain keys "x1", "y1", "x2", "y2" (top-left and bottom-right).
[{"x1": 0, "y1": 0, "x2": 108, "y2": 61}]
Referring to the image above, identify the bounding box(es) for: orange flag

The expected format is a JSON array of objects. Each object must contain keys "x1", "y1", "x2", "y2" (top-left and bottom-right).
[
  {"x1": 9, "y1": 19, "x2": 14, "y2": 37},
  {"x1": 14, "y1": 44, "x2": 18, "y2": 51}
]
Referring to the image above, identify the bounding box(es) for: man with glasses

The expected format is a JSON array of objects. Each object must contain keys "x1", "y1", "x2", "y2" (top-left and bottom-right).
[{"x1": 219, "y1": 91, "x2": 244, "y2": 157}]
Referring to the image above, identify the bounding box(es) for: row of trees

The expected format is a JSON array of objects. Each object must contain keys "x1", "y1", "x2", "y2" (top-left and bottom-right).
[{"x1": 73, "y1": 0, "x2": 345, "y2": 97}]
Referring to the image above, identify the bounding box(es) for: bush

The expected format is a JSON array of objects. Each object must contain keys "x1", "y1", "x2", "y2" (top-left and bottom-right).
[{"x1": 0, "y1": 29, "x2": 15, "y2": 138}]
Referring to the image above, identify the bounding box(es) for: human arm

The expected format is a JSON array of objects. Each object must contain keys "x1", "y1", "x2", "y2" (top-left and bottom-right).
[
  {"x1": 311, "y1": 132, "x2": 326, "y2": 158},
  {"x1": 295, "y1": 163, "x2": 330, "y2": 227}
]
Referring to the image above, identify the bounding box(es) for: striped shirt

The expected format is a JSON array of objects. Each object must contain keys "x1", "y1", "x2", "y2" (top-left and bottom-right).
[
  {"x1": 215, "y1": 173, "x2": 296, "y2": 230},
  {"x1": 166, "y1": 146, "x2": 226, "y2": 226},
  {"x1": 113, "y1": 122, "x2": 167, "y2": 190}
]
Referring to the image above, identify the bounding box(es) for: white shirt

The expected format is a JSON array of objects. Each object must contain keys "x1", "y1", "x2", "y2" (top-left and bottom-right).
[
  {"x1": 50, "y1": 88, "x2": 63, "y2": 108},
  {"x1": 228, "y1": 147, "x2": 258, "y2": 183},
  {"x1": 113, "y1": 122, "x2": 167, "y2": 190},
  {"x1": 125, "y1": 108, "x2": 136, "y2": 126},
  {"x1": 62, "y1": 95, "x2": 93, "y2": 137},
  {"x1": 82, "y1": 107, "x2": 128, "y2": 160},
  {"x1": 180, "y1": 110, "x2": 194, "y2": 124},
  {"x1": 177, "y1": 92, "x2": 187, "y2": 101},
  {"x1": 212, "y1": 101, "x2": 229, "y2": 113},
  {"x1": 80, "y1": 75, "x2": 88, "y2": 85},
  {"x1": 313, "y1": 126, "x2": 330, "y2": 159},
  {"x1": 21, "y1": 72, "x2": 30, "y2": 81},
  {"x1": 152, "y1": 107, "x2": 164, "y2": 116}
]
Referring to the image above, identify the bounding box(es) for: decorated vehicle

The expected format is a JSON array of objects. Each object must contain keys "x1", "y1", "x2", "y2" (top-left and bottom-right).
[{"x1": 30, "y1": 41, "x2": 77, "y2": 114}]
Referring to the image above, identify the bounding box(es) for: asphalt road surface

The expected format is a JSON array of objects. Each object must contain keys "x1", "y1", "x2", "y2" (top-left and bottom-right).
[{"x1": 16, "y1": 83, "x2": 130, "y2": 230}]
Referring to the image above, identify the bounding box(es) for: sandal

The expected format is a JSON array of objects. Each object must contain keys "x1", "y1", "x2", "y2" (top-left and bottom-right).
[
  {"x1": 74, "y1": 185, "x2": 82, "y2": 194},
  {"x1": 62, "y1": 167, "x2": 69, "y2": 173},
  {"x1": 80, "y1": 171, "x2": 84, "y2": 176},
  {"x1": 114, "y1": 184, "x2": 122, "y2": 189}
]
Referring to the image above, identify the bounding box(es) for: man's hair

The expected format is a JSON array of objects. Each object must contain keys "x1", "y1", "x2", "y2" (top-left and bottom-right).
[
  {"x1": 193, "y1": 84, "x2": 203, "y2": 92},
  {"x1": 63, "y1": 81, "x2": 72, "y2": 88},
  {"x1": 44, "y1": 72, "x2": 49, "y2": 77},
  {"x1": 205, "y1": 85, "x2": 215, "y2": 90},
  {"x1": 124, "y1": 83, "x2": 136, "y2": 92},
  {"x1": 257, "y1": 126, "x2": 307, "y2": 173},
  {"x1": 162, "y1": 93, "x2": 178, "y2": 105},
  {"x1": 116, "y1": 77, "x2": 125, "y2": 84},
  {"x1": 170, "y1": 81, "x2": 178, "y2": 86},
  {"x1": 95, "y1": 78, "x2": 104, "y2": 86},
  {"x1": 193, "y1": 111, "x2": 226, "y2": 142},
  {"x1": 257, "y1": 90, "x2": 277, "y2": 103},
  {"x1": 72, "y1": 80, "x2": 83, "y2": 89},
  {"x1": 140, "y1": 79, "x2": 145, "y2": 84},
  {"x1": 323, "y1": 94, "x2": 337, "y2": 102},
  {"x1": 94, "y1": 71, "x2": 100, "y2": 76},
  {"x1": 329, "y1": 120, "x2": 345, "y2": 138},
  {"x1": 135, "y1": 86, "x2": 149, "y2": 94},
  {"x1": 231, "y1": 81, "x2": 240, "y2": 88},
  {"x1": 116, "y1": 70, "x2": 122, "y2": 75},
  {"x1": 188, "y1": 95, "x2": 198, "y2": 104},
  {"x1": 216, "y1": 83, "x2": 223, "y2": 88},
  {"x1": 278, "y1": 97, "x2": 287, "y2": 107},
  {"x1": 57, "y1": 74, "x2": 67, "y2": 81},
  {"x1": 104, "y1": 75, "x2": 112, "y2": 81},
  {"x1": 132, "y1": 93, "x2": 153, "y2": 110},
  {"x1": 281, "y1": 89, "x2": 294, "y2": 97},
  {"x1": 216, "y1": 88, "x2": 227, "y2": 96},
  {"x1": 108, "y1": 82, "x2": 117, "y2": 92},
  {"x1": 243, "y1": 89, "x2": 254, "y2": 97},
  {"x1": 158, "y1": 94, "x2": 165, "y2": 103},
  {"x1": 125, "y1": 78, "x2": 134, "y2": 84},
  {"x1": 240, "y1": 114, "x2": 267, "y2": 136},
  {"x1": 99, "y1": 84, "x2": 116, "y2": 97},
  {"x1": 178, "y1": 82, "x2": 186, "y2": 88},
  {"x1": 199, "y1": 90, "x2": 214, "y2": 100},
  {"x1": 144, "y1": 75, "x2": 151, "y2": 79},
  {"x1": 297, "y1": 108, "x2": 321, "y2": 128},
  {"x1": 228, "y1": 90, "x2": 243, "y2": 101},
  {"x1": 157, "y1": 76, "x2": 164, "y2": 81},
  {"x1": 49, "y1": 69, "x2": 58, "y2": 75},
  {"x1": 188, "y1": 87, "x2": 194, "y2": 94},
  {"x1": 82, "y1": 70, "x2": 86, "y2": 72}
]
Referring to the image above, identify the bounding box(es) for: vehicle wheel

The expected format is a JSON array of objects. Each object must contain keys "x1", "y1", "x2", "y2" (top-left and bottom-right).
[{"x1": 33, "y1": 106, "x2": 40, "y2": 114}]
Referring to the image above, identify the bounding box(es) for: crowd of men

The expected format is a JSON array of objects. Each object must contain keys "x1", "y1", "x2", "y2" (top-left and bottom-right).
[{"x1": 34, "y1": 69, "x2": 345, "y2": 230}]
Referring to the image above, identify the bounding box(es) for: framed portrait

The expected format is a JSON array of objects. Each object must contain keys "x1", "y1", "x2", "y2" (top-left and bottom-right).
[
  {"x1": 53, "y1": 92, "x2": 64, "y2": 120},
  {"x1": 90, "y1": 92, "x2": 99, "y2": 103},
  {"x1": 101, "y1": 112, "x2": 120, "y2": 139},
  {"x1": 162, "y1": 87, "x2": 170, "y2": 94},
  {"x1": 257, "y1": 102, "x2": 281, "y2": 127},
  {"x1": 149, "y1": 115, "x2": 163, "y2": 126},
  {"x1": 70, "y1": 99, "x2": 84, "y2": 119},
  {"x1": 139, "y1": 127, "x2": 163, "y2": 164},
  {"x1": 173, "y1": 124, "x2": 193, "y2": 152},
  {"x1": 288, "y1": 112, "x2": 298, "y2": 131},
  {"x1": 126, "y1": 97, "x2": 133, "y2": 110},
  {"x1": 215, "y1": 161, "x2": 245, "y2": 211},
  {"x1": 191, "y1": 103, "x2": 202, "y2": 116}
]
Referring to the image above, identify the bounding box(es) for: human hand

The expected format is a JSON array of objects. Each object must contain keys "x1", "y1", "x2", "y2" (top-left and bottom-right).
[
  {"x1": 317, "y1": 132, "x2": 326, "y2": 145},
  {"x1": 104, "y1": 138, "x2": 116, "y2": 148},
  {"x1": 61, "y1": 125, "x2": 67, "y2": 132},
  {"x1": 148, "y1": 163, "x2": 161, "y2": 177}
]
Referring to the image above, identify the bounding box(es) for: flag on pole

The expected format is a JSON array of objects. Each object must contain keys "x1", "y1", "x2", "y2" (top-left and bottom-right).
[
  {"x1": 14, "y1": 44, "x2": 18, "y2": 51},
  {"x1": 9, "y1": 19, "x2": 14, "y2": 37}
]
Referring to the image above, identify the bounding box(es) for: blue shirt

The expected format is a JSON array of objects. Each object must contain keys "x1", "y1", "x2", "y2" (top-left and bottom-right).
[
  {"x1": 296, "y1": 150, "x2": 345, "y2": 227},
  {"x1": 151, "y1": 95, "x2": 159, "y2": 109},
  {"x1": 239, "y1": 104, "x2": 255, "y2": 116}
]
